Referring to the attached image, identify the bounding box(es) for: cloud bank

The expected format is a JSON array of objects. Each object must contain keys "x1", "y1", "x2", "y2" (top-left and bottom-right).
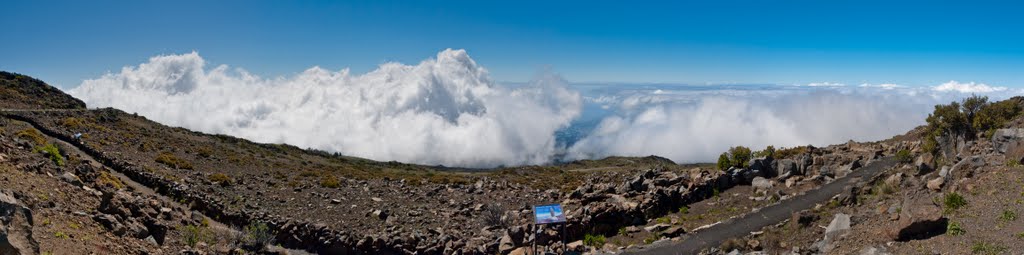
[
  {"x1": 70, "y1": 49, "x2": 581, "y2": 168},
  {"x1": 70, "y1": 50, "x2": 1020, "y2": 167}
]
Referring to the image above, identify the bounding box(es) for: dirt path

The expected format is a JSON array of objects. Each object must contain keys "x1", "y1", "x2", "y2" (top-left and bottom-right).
[
  {"x1": 4, "y1": 111, "x2": 315, "y2": 253},
  {"x1": 622, "y1": 157, "x2": 898, "y2": 255}
]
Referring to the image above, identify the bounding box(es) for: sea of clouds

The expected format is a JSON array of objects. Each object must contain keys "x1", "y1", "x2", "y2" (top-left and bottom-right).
[{"x1": 69, "y1": 49, "x2": 1022, "y2": 168}]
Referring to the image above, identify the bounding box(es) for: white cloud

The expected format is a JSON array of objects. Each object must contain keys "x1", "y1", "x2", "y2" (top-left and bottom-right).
[
  {"x1": 932, "y1": 80, "x2": 1006, "y2": 93},
  {"x1": 70, "y1": 49, "x2": 582, "y2": 168},
  {"x1": 859, "y1": 83, "x2": 902, "y2": 89},
  {"x1": 566, "y1": 90, "x2": 934, "y2": 163},
  {"x1": 68, "y1": 50, "x2": 1023, "y2": 167},
  {"x1": 806, "y1": 82, "x2": 845, "y2": 87}
]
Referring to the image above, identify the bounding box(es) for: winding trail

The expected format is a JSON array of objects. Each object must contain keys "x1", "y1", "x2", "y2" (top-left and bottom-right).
[{"x1": 622, "y1": 157, "x2": 897, "y2": 255}]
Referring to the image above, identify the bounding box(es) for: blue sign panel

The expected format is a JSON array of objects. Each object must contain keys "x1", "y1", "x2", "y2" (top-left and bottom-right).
[{"x1": 533, "y1": 204, "x2": 566, "y2": 224}]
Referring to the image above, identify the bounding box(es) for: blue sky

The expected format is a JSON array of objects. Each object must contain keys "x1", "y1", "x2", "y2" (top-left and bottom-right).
[{"x1": 2, "y1": 0, "x2": 1023, "y2": 89}]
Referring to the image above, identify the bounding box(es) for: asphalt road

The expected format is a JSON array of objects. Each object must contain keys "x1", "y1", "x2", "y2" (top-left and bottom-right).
[{"x1": 623, "y1": 157, "x2": 897, "y2": 255}]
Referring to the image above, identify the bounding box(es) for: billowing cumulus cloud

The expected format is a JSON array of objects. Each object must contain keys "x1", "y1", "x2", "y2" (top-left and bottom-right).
[
  {"x1": 70, "y1": 49, "x2": 582, "y2": 168},
  {"x1": 69, "y1": 49, "x2": 1020, "y2": 167}
]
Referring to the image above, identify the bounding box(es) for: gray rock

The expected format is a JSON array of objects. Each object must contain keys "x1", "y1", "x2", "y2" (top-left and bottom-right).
[
  {"x1": 888, "y1": 200, "x2": 945, "y2": 241},
  {"x1": 748, "y1": 157, "x2": 775, "y2": 177},
  {"x1": 776, "y1": 159, "x2": 799, "y2": 177},
  {"x1": 991, "y1": 128, "x2": 1024, "y2": 153},
  {"x1": 60, "y1": 172, "x2": 83, "y2": 187},
  {"x1": 751, "y1": 177, "x2": 773, "y2": 193},
  {"x1": 938, "y1": 166, "x2": 951, "y2": 179},
  {"x1": 661, "y1": 226, "x2": 686, "y2": 238},
  {"x1": 821, "y1": 213, "x2": 851, "y2": 252},
  {"x1": 1, "y1": 191, "x2": 38, "y2": 255},
  {"x1": 643, "y1": 224, "x2": 670, "y2": 232}
]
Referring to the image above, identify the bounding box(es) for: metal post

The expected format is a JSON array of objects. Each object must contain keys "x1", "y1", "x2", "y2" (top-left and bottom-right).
[
  {"x1": 532, "y1": 224, "x2": 537, "y2": 255},
  {"x1": 561, "y1": 222, "x2": 566, "y2": 255}
]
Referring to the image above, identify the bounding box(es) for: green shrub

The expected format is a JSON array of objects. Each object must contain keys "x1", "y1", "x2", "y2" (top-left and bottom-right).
[
  {"x1": 643, "y1": 232, "x2": 662, "y2": 244},
  {"x1": 971, "y1": 241, "x2": 1006, "y2": 254},
  {"x1": 944, "y1": 192, "x2": 967, "y2": 214},
  {"x1": 716, "y1": 153, "x2": 731, "y2": 171},
  {"x1": 678, "y1": 206, "x2": 689, "y2": 214},
  {"x1": 156, "y1": 152, "x2": 193, "y2": 169},
  {"x1": 208, "y1": 173, "x2": 233, "y2": 186},
  {"x1": 243, "y1": 221, "x2": 274, "y2": 249},
  {"x1": 35, "y1": 143, "x2": 64, "y2": 166},
  {"x1": 947, "y1": 221, "x2": 965, "y2": 236},
  {"x1": 754, "y1": 145, "x2": 775, "y2": 158},
  {"x1": 896, "y1": 149, "x2": 913, "y2": 163},
  {"x1": 1000, "y1": 210, "x2": 1017, "y2": 222},
  {"x1": 728, "y1": 146, "x2": 752, "y2": 168},
  {"x1": 582, "y1": 233, "x2": 606, "y2": 247},
  {"x1": 319, "y1": 175, "x2": 341, "y2": 188},
  {"x1": 182, "y1": 225, "x2": 212, "y2": 247},
  {"x1": 16, "y1": 128, "x2": 46, "y2": 145}
]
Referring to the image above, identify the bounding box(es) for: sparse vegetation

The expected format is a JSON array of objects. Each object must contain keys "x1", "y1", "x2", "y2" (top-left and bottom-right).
[
  {"x1": 643, "y1": 232, "x2": 662, "y2": 244},
  {"x1": 54, "y1": 231, "x2": 69, "y2": 239},
  {"x1": 583, "y1": 233, "x2": 606, "y2": 247},
  {"x1": 678, "y1": 206, "x2": 689, "y2": 214},
  {"x1": 208, "y1": 173, "x2": 233, "y2": 186},
  {"x1": 774, "y1": 146, "x2": 809, "y2": 159},
  {"x1": 97, "y1": 171, "x2": 125, "y2": 190},
  {"x1": 35, "y1": 143, "x2": 64, "y2": 166},
  {"x1": 319, "y1": 175, "x2": 341, "y2": 188},
  {"x1": 182, "y1": 225, "x2": 213, "y2": 247},
  {"x1": 943, "y1": 192, "x2": 967, "y2": 214},
  {"x1": 999, "y1": 210, "x2": 1017, "y2": 222},
  {"x1": 156, "y1": 152, "x2": 194, "y2": 169},
  {"x1": 16, "y1": 128, "x2": 46, "y2": 145},
  {"x1": 482, "y1": 203, "x2": 507, "y2": 227},
  {"x1": 970, "y1": 241, "x2": 1006, "y2": 254},
  {"x1": 947, "y1": 221, "x2": 965, "y2": 236},
  {"x1": 243, "y1": 221, "x2": 274, "y2": 250},
  {"x1": 895, "y1": 149, "x2": 913, "y2": 163},
  {"x1": 656, "y1": 216, "x2": 671, "y2": 224}
]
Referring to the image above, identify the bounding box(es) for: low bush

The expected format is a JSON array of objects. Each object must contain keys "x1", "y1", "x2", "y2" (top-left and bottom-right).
[
  {"x1": 896, "y1": 149, "x2": 913, "y2": 163},
  {"x1": 208, "y1": 173, "x2": 233, "y2": 186},
  {"x1": 583, "y1": 233, "x2": 606, "y2": 247},
  {"x1": 947, "y1": 221, "x2": 965, "y2": 236},
  {"x1": 16, "y1": 128, "x2": 46, "y2": 145},
  {"x1": 182, "y1": 225, "x2": 213, "y2": 247},
  {"x1": 156, "y1": 152, "x2": 193, "y2": 170},
  {"x1": 243, "y1": 221, "x2": 274, "y2": 250},
  {"x1": 971, "y1": 241, "x2": 1006, "y2": 254},
  {"x1": 319, "y1": 175, "x2": 340, "y2": 188},
  {"x1": 35, "y1": 143, "x2": 64, "y2": 166},
  {"x1": 1000, "y1": 210, "x2": 1017, "y2": 222},
  {"x1": 944, "y1": 192, "x2": 967, "y2": 214}
]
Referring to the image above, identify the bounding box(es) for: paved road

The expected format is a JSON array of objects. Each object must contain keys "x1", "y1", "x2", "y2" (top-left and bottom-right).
[{"x1": 623, "y1": 157, "x2": 897, "y2": 255}]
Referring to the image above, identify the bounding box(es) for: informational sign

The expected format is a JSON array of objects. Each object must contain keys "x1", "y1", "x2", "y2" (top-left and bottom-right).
[{"x1": 533, "y1": 204, "x2": 566, "y2": 224}]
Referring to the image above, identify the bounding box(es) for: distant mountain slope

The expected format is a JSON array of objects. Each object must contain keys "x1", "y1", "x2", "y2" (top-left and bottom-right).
[{"x1": 0, "y1": 71, "x2": 85, "y2": 109}]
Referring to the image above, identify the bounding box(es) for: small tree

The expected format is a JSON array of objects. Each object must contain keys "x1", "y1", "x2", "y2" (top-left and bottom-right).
[
  {"x1": 717, "y1": 153, "x2": 731, "y2": 171},
  {"x1": 728, "y1": 146, "x2": 752, "y2": 168}
]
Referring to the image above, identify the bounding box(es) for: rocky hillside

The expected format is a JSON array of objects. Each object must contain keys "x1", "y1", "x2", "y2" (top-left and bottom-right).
[
  {"x1": 2, "y1": 72, "x2": 1022, "y2": 255},
  {"x1": 0, "y1": 71, "x2": 85, "y2": 110}
]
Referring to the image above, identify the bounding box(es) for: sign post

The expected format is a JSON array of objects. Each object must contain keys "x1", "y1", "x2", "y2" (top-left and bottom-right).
[{"x1": 533, "y1": 204, "x2": 567, "y2": 255}]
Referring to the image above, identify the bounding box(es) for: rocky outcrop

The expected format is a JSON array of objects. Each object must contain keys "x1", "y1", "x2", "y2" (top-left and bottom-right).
[
  {"x1": 991, "y1": 128, "x2": 1024, "y2": 154},
  {"x1": 1, "y1": 190, "x2": 38, "y2": 255},
  {"x1": 888, "y1": 199, "x2": 946, "y2": 241},
  {"x1": 94, "y1": 190, "x2": 184, "y2": 245}
]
